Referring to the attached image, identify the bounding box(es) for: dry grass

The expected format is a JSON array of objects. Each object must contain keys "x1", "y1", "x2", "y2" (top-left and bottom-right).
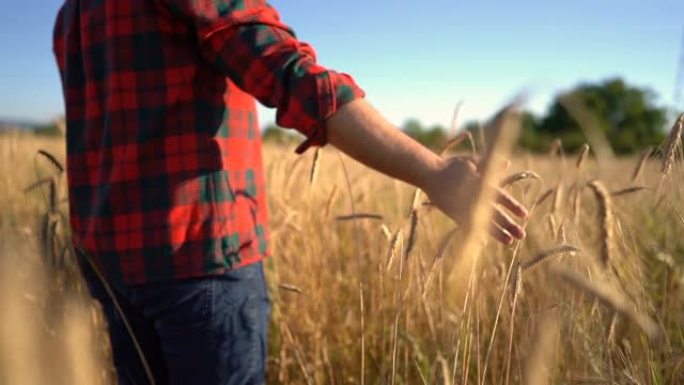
[
  {"x1": 586, "y1": 180, "x2": 614, "y2": 268},
  {"x1": 661, "y1": 114, "x2": 683, "y2": 177},
  {"x1": 1, "y1": 115, "x2": 683, "y2": 384}
]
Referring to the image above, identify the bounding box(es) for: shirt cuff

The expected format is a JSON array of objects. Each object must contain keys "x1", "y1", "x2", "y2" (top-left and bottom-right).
[{"x1": 293, "y1": 71, "x2": 365, "y2": 154}]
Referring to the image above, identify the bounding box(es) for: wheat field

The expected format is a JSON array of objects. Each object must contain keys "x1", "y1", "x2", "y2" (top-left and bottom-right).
[{"x1": 0, "y1": 114, "x2": 683, "y2": 384}]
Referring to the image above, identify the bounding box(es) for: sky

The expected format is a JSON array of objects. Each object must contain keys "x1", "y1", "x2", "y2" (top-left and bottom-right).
[{"x1": 0, "y1": 0, "x2": 682, "y2": 129}]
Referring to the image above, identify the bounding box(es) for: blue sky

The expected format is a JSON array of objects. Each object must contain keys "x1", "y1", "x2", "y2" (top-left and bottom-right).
[{"x1": 1, "y1": 0, "x2": 682, "y2": 128}]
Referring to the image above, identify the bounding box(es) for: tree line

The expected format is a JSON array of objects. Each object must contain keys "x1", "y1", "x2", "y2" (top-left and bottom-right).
[
  {"x1": 263, "y1": 77, "x2": 674, "y2": 154},
  {"x1": 412, "y1": 78, "x2": 670, "y2": 154}
]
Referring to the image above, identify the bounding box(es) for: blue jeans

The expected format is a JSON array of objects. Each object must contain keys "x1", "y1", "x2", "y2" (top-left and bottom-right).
[{"x1": 81, "y1": 259, "x2": 270, "y2": 385}]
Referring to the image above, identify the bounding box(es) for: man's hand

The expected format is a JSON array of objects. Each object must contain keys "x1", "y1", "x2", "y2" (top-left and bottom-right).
[
  {"x1": 326, "y1": 99, "x2": 528, "y2": 245},
  {"x1": 422, "y1": 156, "x2": 527, "y2": 245}
]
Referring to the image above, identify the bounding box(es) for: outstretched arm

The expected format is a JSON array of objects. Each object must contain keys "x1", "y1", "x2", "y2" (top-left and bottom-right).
[{"x1": 327, "y1": 99, "x2": 528, "y2": 244}]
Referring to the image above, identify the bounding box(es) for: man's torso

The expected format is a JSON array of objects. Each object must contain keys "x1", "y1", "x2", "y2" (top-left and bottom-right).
[{"x1": 53, "y1": 0, "x2": 270, "y2": 285}]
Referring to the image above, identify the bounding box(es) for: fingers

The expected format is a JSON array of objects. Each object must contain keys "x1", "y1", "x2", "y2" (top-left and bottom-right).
[
  {"x1": 487, "y1": 208, "x2": 525, "y2": 245},
  {"x1": 492, "y1": 206, "x2": 525, "y2": 239},
  {"x1": 488, "y1": 223, "x2": 513, "y2": 245},
  {"x1": 496, "y1": 188, "x2": 528, "y2": 219},
  {"x1": 453, "y1": 155, "x2": 480, "y2": 171}
]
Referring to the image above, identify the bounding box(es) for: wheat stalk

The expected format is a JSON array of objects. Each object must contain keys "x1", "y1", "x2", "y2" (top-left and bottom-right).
[
  {"x1": 534, "y1": 188, "x2": 555, "y2": 209},
  {"x1": 557, "y1": 222, "x2": 567, "y2": 244},
  {"x1": 611, "y1": 186, "x2": 648, "y2": 197},
  {"x1": 576, "y1": 143, "x2": 590, "y2": 169},
  {"x1": 661, "y1": 113, "x2": 683, "y2": 177},
  {"x1": 380, "y1": 224, "x2": 392, "y2": 241},
  {"x1": 552, "y1": 182, "x2": 564, "y2": 219},
  {"x1": 522, "y1": 245, "x2": 581, "y2": 270},
  {"x1": 386, "y1": 230, "x2": 403, "y2": 271},
  {"x1": 631, "y1": 146, "x2": 652, "y2": 182},
  {"x1": 587, "y1": 180, "x2": 614, "y2": 267},
  {"x1": 439, "y1": 130, "x2": 477, "y2": 156},
  {"x1": 336, "y1": 213, "x2": 384, "y2": 221},
  {"x1": 404, "y1": 209, "x2": 419, "y2": 259},
  {"x1": 572, "y1": 188, "x2": 582, "y2": 226},
  {"x1": 278, "y1": 283, "x2": 304, "y2": 294},
  {"x1": 37, "y1": 149, "x2": 65, "y2": 173},
  {"x1": 309, "y1": 147, "x2": 321, "y2": 186},
  {"x1": 500, "y1": 171, "x2": 541, "y2": 188}
]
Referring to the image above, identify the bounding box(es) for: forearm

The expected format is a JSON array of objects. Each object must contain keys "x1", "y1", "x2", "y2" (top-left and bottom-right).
[{"x1": 326, "y1": 99, "x2": 445, "y2": 190}]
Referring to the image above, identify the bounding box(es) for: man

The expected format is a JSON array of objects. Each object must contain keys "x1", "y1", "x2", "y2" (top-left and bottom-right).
[{"x1": 53, "y1": 1, "x2": 527, "y2": 384}]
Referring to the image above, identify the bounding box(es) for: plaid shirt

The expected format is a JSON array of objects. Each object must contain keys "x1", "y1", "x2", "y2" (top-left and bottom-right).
[{"x1": 53, "y1": 0, "x2": 364, "y2": 285}]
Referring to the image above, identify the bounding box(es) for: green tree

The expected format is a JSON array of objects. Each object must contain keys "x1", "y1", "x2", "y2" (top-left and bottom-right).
[
  {"x1": 518, "y1": 112, "x2": 547, "y2": 152},
  {"x1": 538, "y1": 78, "x2": 667, "y2": 154}
]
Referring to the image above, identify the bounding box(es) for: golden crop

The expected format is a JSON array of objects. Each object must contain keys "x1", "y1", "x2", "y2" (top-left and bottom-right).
[{"x1": 0, "y1": 113, "x2": 682, "y2": 384}]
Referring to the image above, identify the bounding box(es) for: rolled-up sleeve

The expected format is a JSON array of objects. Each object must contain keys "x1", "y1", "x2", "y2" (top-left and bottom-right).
[{"x1": 159, "y1": 0, "x2": 365, "y2": 153}]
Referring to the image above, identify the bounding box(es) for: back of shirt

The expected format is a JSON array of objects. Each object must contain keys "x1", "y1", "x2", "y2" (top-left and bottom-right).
[{"x1": 53, "y1": 0, "x2": 270, "y2": 284}]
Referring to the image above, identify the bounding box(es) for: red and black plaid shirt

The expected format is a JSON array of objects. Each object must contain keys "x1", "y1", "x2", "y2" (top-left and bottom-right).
[{"x1": 53, "y1": 0, "x2": 364, "y2": 285}]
